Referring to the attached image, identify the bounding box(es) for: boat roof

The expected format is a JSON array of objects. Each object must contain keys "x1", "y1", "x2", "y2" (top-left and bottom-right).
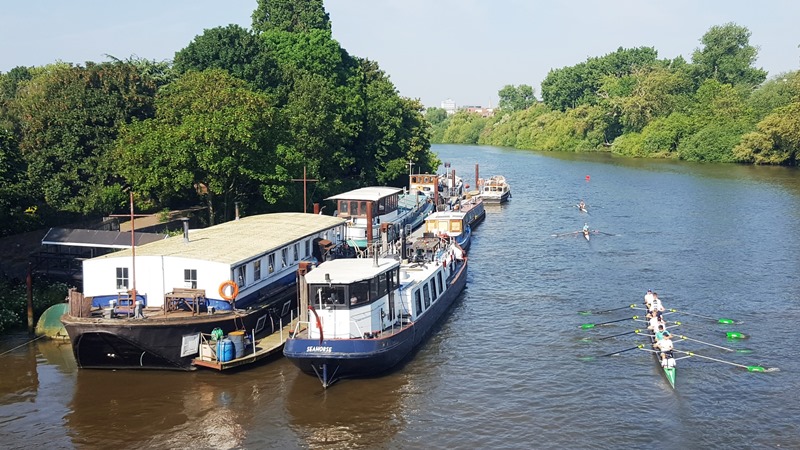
[
  {"x1": 326, "y1": 186, "x2": 403, "y2": 202},
  {"x1": 42, "y1": 228, "x2": 167, "y2": 249},
  {"x1": 95, "y1": 213, "x2": 345, "y2": 265},
  {"x1": 426, "y1": 210, "x2": 466, "y2": 221},
  {"x1": 306, "y1": 258, "x2": 400, "y2": 284}
]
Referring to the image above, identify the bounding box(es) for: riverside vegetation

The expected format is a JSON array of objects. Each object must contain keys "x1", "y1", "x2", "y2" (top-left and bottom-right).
[{"x1": 427, "y1": 23, "x2": 800, "y2": 167}]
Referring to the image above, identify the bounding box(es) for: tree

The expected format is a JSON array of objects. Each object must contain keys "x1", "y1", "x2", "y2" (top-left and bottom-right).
[
  {"x1": 13, "y1": 61, "x2": 159, "y2": 215},
  {"x1": 541, "y1": 47, "x2": 659, "y2": 111},
  {"x1": 733, "y1": 102, "x2": 800, "y2": 165},
  {"x1": 173, "y1": 24, "x2": 280, "y2": 91},
  {"x1": 115, "y1": 69, "x2": 284, "y2": 223},
  {"x1": 498, "y1": 84, "x2": 535, "y2": 111},
  {"x1": 424, "y1": 107, "x2": 447, "y2": 125},
  {"x1": 691, "y1": 23, "x2": 767, "y2": 87},
  {"x1": 252, "y1": 0, "x2": 330, "y2": 34}
]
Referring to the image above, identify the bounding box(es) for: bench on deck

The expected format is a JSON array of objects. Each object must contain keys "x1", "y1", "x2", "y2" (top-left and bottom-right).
[{"x1": 165, "y1": 288, "x2": 207, "y2": 314}]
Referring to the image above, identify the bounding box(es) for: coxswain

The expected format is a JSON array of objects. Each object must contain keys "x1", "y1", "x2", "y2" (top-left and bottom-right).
[{"x1": 644, "y1": 289, "x2": 654, "y2": 306}]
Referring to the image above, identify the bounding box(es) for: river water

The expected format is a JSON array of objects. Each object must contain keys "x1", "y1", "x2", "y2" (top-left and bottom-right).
[{"x1": 2, "y1": 144, "x2": 799, "y2": 449}]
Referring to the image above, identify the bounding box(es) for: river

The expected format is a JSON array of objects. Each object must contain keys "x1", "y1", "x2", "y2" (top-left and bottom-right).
[{"x1": 1, "y1": 144, "x2": 799, "y2": 449}]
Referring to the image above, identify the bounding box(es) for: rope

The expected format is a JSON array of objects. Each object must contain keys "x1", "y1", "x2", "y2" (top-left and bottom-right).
[{"x1": 0, "y1": 334, "x2": 46, "y2": 356}]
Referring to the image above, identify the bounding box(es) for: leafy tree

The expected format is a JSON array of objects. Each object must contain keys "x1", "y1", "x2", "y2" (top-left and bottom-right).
[
  {"x1": 541, "y1": 46, "x2": 659, "y2": 111},
  {"x1": 252, "y1": 0, "x2": 330, "y2": 34},
  {"x1": 498, "y1": 84, "x2": 536, "y2": 111},
  {"x1": 747, "y1": 71, "x2": 800, "y2": 120},
  {"x1": 691, "y1": 23, "x2": 767, "y2": 87},
  {"x1": 733, "y1": 102, "x2": 800, "y2": 165},
  {"x1": 115, "y1": 69, "x2": 284, "y2": 223},
  {"x1": 424, "y1": 107, "x2": 447, "y2": 125},
  {"x1": 13, "y1": 61, "x2": 159, "y2": 215},
  {"x1": 174, "y1": 24, "x2": 280, "y2": 91}
]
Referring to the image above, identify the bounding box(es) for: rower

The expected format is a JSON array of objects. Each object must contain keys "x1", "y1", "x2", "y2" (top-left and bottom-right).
[
  {"x1": 654, "y1": 324, "x2": 671, "y2": 341},
  {"x1": 654, "y1": 337, "x2": 675, "y2": 368},
  {"x1": 579, "y1": 200, "x2": 586, "y2": 211},
  {"x1": 583, "y1": 223, "x2": 589, "y2": 233},
  {"x1": 649, "y1": 292, "x2": 664, "y2": 313},
  {"x1": 647, "y1": 312, "x2": 662, "y2": 331}
]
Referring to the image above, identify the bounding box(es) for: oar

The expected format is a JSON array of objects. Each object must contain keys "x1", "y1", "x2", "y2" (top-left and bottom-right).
[
  {"x1": 676, "y1": 335, "x2": 752, "y2": 353},
  {"x1": 673, "y1": 350, "x2": 777, "y2": 372},
  {"x1": 579, "y1": 316, "x2": 639, "y2": 329},
  {"x1": 598, "y1": 329, "x2": 643, "y2": 340},
  {"x1": 667, "y1": 308, "x2": 738, "y2": 324},
  {"x1": 578, "y1": 304, "x2": 636, "y2": 316},
  {"x1": 601, "y1": 344, "x2": 644, "y2": 357}
]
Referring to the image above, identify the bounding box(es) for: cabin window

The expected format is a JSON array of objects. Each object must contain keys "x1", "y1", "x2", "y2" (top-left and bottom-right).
[
  {"x1": 340, "y1": 201, "x2": 349, "y2": 216},
  {"x1": 437, "y1": 272, "x2": 444, "y2": 293},
  {"x1": 429, "y1": 279, "x2": 437, "y2": 301},
  {"x1": 377, "y1": 272, "x2": 388, "y2": 299},
  {"x1": 236, "y1": 265, "x2": 246, "y2": 287},
  {"x1": 304, "y1": 239, "x2": 310, "y2": 257},
  {"x1": 423, "y1": 284, "x2": 431, "y2": 308},
  {"x1": 281, "y1": 248, "x2": 288, "y2": 268},
  {"x1": 268, "y1": 253, "x2": 275, "y2": 274},
  {"x1": 315, "y1": 285, "x2": 347, "y2": 308},
  {"x1": 184, "y1": 269, "x2": 197, "y2": 288},
  {"x1": 115, "y1": 267, "x2": 129, "y2": 290},
  {"x1": 254, "y1": 261, "x2": 261, "y2": 281},
  {"x1": 414, "y1": 289, "x2": 422, "y2": 312},
  {"x1": 293, "y1": 243, "x2": 299, "y2": 262},
  {"x1": 350, "y1": 281, "x2": 370, "y2": 307}
]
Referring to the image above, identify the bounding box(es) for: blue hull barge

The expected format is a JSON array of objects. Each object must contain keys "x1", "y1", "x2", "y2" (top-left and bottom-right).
[{"x1": 284, "y1": 236, "x2": 467, "y2": 388}]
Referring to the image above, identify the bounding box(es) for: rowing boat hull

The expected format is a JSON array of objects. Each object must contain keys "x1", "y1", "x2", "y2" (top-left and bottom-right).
[{"x1": 647, "y1": 310, "x2": 676, "y2": 388}]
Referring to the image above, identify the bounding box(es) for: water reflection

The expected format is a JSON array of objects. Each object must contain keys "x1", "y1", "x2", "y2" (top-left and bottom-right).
[
  {"x1": 66, "y1": 370, "x2": 257, "y2": 449},
  {"x1": 287, "y1": 370, "x2": 408, "y2": 448}
]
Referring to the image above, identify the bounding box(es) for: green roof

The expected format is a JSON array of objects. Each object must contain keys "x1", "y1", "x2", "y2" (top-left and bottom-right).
[{"x1": 98, "y1": 213, "x2": 345, "y2": 265}]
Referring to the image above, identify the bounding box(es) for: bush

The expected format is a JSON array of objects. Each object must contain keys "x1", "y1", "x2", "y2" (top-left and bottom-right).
[{"x1": 0, "y1": 279, "x2": 69, "y2": 333}]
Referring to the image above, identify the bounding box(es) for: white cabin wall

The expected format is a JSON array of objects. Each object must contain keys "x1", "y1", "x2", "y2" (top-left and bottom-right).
[
  {"x1": 83, "y1": 256, "x2": 166, "y2": 307},
  {"x1": 162, "y1": 257, "x2": 228, "y2": 301}
]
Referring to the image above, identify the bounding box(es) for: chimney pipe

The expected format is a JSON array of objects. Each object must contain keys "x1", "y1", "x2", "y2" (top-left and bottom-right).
[
  {"x1": 182, "y1": 218, "x2": 190, "y2": 243},
  {"x1": 235, "y1": 202, "x2": 240, "y2": 220}
]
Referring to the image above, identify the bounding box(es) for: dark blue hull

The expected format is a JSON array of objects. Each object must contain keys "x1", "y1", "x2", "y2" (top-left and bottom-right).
[{"x1": 284, "y1": 259, "x2": 467, "y2": 387}]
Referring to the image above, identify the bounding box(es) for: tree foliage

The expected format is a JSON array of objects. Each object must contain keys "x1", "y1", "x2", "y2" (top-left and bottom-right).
[
  {"x1": 173, "y1": 24, "x2": 279, "y2": 91},
  {"x1": 13, "y1": 61, "x2": 160, "y2": 215},
  {"x1": 498, "y1": 84, "x2": 536, "y2": 111},
  {"x1": 115, "y1": 69, "x2": 283, "y2": 223},
  {"x1": 252, "y1": 0, "x2": 330, "y2": 34},
  {"x1": 691, "y1": 22, "x2": 767, "y2": 87}
]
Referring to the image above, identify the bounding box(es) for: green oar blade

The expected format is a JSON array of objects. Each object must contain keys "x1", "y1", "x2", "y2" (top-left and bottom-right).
[
  {"x1": 727, "y1": 332, "x2": 746, "y2": 339},
  {"x1": 747, "y1": 366, "x2": 766, "y2": 372},
  {"x1": 580, "y1": 323, "x2": 595, "y2": 329},
  {"x1": 718, "y1": 318, "x2": 735, "y2": 324}
]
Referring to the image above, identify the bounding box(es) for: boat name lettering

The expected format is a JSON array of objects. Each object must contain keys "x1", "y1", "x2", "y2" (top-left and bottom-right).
[{"x1": 306, "y1": 346, "x2": 332, "y2": 353}]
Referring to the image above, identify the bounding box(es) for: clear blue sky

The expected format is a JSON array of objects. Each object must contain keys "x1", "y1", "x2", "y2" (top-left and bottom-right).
[{"x1": 2, "y1": 1, "x2": 798, "y2": 108}]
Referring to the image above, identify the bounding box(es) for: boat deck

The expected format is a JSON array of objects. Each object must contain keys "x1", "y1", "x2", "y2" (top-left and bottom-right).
[{"x1": 192, "y1": 318, "x2": 299, "y2": 370}]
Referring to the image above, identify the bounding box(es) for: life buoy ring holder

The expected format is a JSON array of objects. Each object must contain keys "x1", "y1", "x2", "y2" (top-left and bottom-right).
[{"x1": 219, "y1": 280, "x2": 239, "y2": 302}]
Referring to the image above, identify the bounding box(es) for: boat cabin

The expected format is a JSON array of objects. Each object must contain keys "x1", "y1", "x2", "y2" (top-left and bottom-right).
[
  {"x1": 425, "y1": 211, "x2": 466, "y2": 238},
  {"x1": 305, "y1": 258, "x2": 401, "y2": 339},
  {"x1": 327, "y1": 187, "x2": 402, "y2": 220}
]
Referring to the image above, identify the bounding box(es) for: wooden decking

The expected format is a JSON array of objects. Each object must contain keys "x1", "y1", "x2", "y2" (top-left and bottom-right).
[{"x1": 192, "y1": 318, "x2": 300, "y2": 371}]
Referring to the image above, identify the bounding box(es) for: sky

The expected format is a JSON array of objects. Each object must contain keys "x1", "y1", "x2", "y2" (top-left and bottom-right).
[{"x1": 2, "y1": 1, "x2": 799, "y2": 108}]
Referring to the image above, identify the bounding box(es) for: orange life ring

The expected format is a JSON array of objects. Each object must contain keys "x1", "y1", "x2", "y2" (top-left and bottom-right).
[{"x1": 219, "y1": 280, "x2": 239, "y2": 301}]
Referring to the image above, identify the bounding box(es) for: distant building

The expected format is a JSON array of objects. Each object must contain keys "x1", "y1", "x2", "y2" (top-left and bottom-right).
[
  {"x1": 441, "y1": 98, "x2": 457, "y2": 115},
  {"x1": 464, "y1": 106, "x2": 495, "y2": 118}
]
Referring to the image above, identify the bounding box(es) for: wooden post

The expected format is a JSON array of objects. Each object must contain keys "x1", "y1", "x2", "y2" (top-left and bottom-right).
[
  {"x1": 291, "y1": 166, "x2": 318, "y2": 213},
  {"x1": 26, "y1": 263, "x2": 34, "y2": 335}
]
